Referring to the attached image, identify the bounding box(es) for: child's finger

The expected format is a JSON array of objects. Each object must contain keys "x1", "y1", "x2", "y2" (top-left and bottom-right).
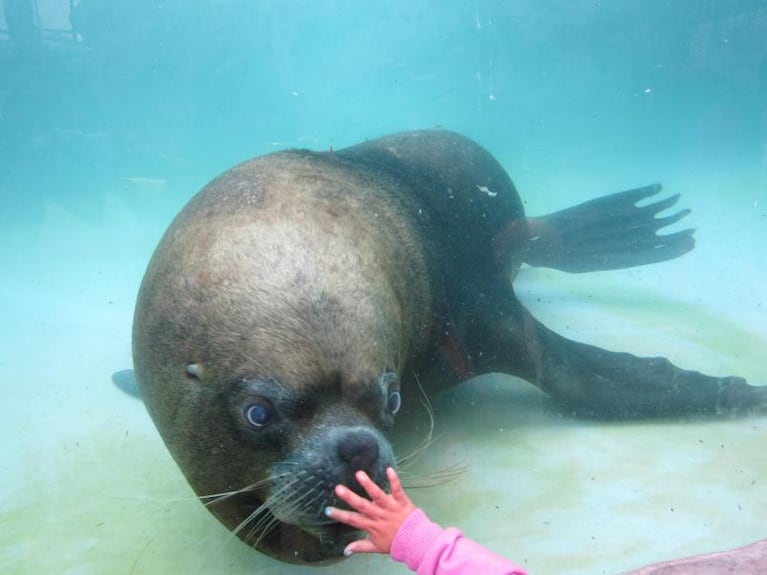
[
  {"x1": 355, "y1": 470, "x2": 387, "y2": 502},
  {"x1": 334, "y1": 484, "x2": 372, "y2": 513},
  {"x1": 324, "y1": 506, "x2": 368, "y2": 530},
  {"x1": 386, "y1": 467, "x2": 410, "y2": 505},
  {"x1": 345, "y1": 539, "x2": 382, "y2": 555},
  {"x1": 386, "y1": 467, "x2": 403, "y2": 495}
]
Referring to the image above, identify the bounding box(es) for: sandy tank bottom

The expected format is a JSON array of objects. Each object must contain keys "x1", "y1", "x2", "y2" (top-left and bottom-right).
[{"x1": 1, "y1": 169, "x2": 765, "y2": 575}]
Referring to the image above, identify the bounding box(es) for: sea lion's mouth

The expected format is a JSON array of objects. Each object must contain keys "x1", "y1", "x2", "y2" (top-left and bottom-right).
[{"x1": 298, "y1": 505, "x2": 363, "y2": 549}]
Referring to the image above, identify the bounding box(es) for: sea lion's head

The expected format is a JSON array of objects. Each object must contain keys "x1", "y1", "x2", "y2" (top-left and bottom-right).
[{"x1": 132, "y1": 151, "x2": 429, "y2": 563}]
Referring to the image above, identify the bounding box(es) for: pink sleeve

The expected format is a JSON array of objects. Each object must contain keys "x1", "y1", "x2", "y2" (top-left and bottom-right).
[{"x1": 390, "y1": 509, "x2": 528, "y2": 575}]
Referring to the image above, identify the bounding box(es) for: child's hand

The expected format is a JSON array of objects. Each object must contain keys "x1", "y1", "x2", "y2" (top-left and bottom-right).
[{"x1": 325, "y1": 466, "x2": 417, "y2": 555}]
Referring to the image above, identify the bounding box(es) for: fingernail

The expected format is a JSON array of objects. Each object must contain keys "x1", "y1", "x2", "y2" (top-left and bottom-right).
[
  {"x1": 343, "y1": 546, "x2": 354, "y2": 556},
  {"x1": 324, "y1": 507, "x2": 333, "y2": 518}
]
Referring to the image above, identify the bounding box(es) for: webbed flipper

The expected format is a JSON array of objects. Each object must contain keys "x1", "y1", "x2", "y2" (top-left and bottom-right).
[
  {"x1": 112, "y1": 368, "x2": 141, "y2": 399},
  {"x1": 463, "y1": 281, "x2": 766, "y2": 419},
  {"x1": 525, "y1": 184, "x2": 695, "y2": 273}
]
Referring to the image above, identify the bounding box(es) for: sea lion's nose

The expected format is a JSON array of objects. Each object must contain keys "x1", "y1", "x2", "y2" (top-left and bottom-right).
[{"x1": 337, "y1": 429, "x2": 380, "y2": 476}]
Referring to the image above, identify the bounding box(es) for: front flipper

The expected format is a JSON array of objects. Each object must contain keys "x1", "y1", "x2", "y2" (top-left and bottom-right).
[
  {"x1": 466, "y1": 284, "x2": 765, "y2": 419},
  {"x1": 112, "y1": 368, "x2": 141, "y2": 399},
  {"x1": 525, "y1": 184, "x2": 695, "y2": 273}
]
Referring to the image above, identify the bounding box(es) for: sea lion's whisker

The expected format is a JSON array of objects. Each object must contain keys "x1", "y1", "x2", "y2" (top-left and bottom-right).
[
  {"x1": 200, "y1": 477, "x2": 276, "y2": 508},
  {"x1": 236, "y1": 483, "x2": 300, "y2": 545},
  {"x1": 397, "y1": 373, "x2": 438, "y2": 470},
  {"x1": 240, "y1": 476, "x2": 323, "y2": 546},
  {"x1": 243, "y1": 509, "x2": 279, "y2": 547},
  {"x1": 263, "y1": 474, "x2": 311, "y2": 513},
  {"x1": 268, "y1": 480, "x2": 322, "y2": 521},
  {"x1": 234, "y1": 502, "x2": 270, "y2": 539},
  {"x1": 305, "y1": 487, "x2": 338, "y2": 526},
  {"x1": 105, "y1": 494, "x2": 208, "y2": 503},
  {"x1": 400, "y1": 462, "x2": 470, "y2": 489},
  {"x1": 190, "y1": 499, "x2": 276, "y2": 575},
  {"x1": 212, "y1": 473, "x2": 308, "y2": 549}
]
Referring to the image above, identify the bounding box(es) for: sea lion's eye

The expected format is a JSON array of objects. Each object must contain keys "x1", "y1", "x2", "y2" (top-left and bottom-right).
[
  {"x1": 387, "y1": 391, "x2": 402, "y2": 415},
  {"x1": 244, "y1": 401, "x2": 274, "y2": 429},
  {"x1": 379, "y1": 370, "x2": 401, "y2": 415}
]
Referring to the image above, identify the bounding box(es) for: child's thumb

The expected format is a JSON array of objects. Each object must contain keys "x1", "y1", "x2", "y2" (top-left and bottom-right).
[{"x1": 344, "y1": 539, "x2": 382, "y2": 556}]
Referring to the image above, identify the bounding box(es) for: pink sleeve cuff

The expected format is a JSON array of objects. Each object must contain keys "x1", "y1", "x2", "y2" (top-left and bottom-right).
[
  {"x1": 391, "y1": 508, "x2": 444, "y2": 569},
  {"x1": 390, "y1": 508, "x2": 528, "y2": 575}
]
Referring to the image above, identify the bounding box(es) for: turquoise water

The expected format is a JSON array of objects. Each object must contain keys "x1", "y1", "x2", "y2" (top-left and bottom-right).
[{"x1": 1, "y1": 2, "x2": 765, "y2": 574}]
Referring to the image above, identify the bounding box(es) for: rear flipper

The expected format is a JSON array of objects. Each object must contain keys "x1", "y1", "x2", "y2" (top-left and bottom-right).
[
  {"x1": 524, "y1": 184, "x2": 695, "y2": 273},
  {"x1": 468, "y1": 285, "x2": 766, "y2": 419},
  {"x1": 525, "y1": 322, "x2": 765, "y2": 418}
]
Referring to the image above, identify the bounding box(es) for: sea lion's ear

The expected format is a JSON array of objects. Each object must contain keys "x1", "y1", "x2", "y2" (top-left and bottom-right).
[{"x1": 112, "y1": 368, "x2": 141, "y2": 399}]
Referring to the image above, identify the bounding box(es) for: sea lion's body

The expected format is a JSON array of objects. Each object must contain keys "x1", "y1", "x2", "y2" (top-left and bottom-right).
[{"x1": 132, "y1": 130, "x2": 765, "y2": 564}]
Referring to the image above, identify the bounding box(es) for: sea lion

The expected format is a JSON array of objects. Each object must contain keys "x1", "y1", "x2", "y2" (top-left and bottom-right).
[{"x1": 132, "y1": 130, "x2": 765, "y2": 565}]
